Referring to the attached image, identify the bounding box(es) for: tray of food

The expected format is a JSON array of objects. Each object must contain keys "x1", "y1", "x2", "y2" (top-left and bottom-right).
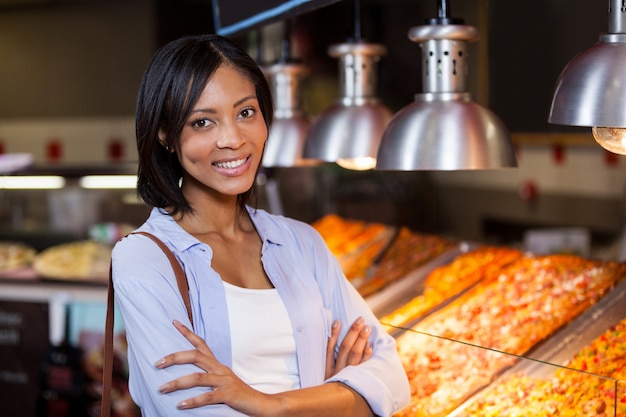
[
  {"x1": 392, "y1": 252, "x2": 626, "y2": 417},
  {"x1": 312, "y1": 214, "x2": 457, "y2": 299},
  {"x1": 0, "y1": 241, "x2": 38, "y2": 280},
  {"x1": 448, "y1": 277, "x2": 626, "y2": 417},
  {"x1": 378, "y1": 245, "x2": 522, "y2": 332},
  {"x1": 33, "y1": 240, "x2": 112, "y2": 282},
  {"x1": 365, "y1": 243, "x2": 466, "y2": 319}
]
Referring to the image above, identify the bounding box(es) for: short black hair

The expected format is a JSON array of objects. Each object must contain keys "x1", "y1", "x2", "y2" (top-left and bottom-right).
[{"x1": 135, "y1": 34, "x2": 273, "y2": 217}]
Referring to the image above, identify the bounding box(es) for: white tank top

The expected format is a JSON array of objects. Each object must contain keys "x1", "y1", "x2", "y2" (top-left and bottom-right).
[{"x1": 223, "y1": 281, "x2": 301, "y2": 393}]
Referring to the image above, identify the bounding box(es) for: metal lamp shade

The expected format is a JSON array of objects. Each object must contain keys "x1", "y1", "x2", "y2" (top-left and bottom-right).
[
  {"x1": 376, "y1": 92, "x2": 517, "y2": 170},
  {"x1": 376, "y1": 22, "x2": 517, "y2": 170},
  {"x1": 548, "y1": 0, "x2": 626, "y2": 155},
  {"x1": 303, "y1": 101, "x2": 392, "y2": 168},
  {"x1": 548, "y1": 35, "x2": 626, "y2": 128},
  {"x1": 262, "y1": 62, "x2": 313, "y2": 167},
  {"x1": 263, "y1": 116, "x2": 311, "y2": 167},
  {"x1": 303, "y1": 42, "x2": 391, "y2": 170}
]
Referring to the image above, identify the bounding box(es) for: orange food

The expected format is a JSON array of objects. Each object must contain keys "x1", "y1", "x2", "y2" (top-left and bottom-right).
[
  {"x1": 359, "y1": 227, "x2": 456, "y2": 297},
  {"x1": 380, "y1": 246, "x2": 523, "y2": 330},
  {"x1": 312, "y1": 214, "x2": 395, "y2": 282},
  {"x1": 394, "y1": 254, "x2": 626, "y2": 417},
  {"x1": 312, "y1": 215, "x2": 454, "y2": 297},
  {"x1": 456, "y1": 316, "x2": 626, "y2": 417}
]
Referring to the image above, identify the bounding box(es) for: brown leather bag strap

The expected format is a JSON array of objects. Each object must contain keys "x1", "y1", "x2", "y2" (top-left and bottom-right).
[
  {"x1": 131, "y1": 231, "x2": 193, "y2": 324},
  {"x1": 101, "y1": 264, "x2": 115, "y2": 417},
  {"x1": 101, "y1": 231, "x2": 192, "y2": 417}
]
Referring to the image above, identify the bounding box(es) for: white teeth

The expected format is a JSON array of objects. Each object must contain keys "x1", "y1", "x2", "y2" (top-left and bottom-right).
[{"x1": 215, "y1": 157, "x2": 247, "y2": 169}]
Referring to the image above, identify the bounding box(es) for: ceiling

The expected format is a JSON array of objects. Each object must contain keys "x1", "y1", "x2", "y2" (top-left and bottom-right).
[{"x1": 0, "y1": 0, "x2": 212, "y2": 8}]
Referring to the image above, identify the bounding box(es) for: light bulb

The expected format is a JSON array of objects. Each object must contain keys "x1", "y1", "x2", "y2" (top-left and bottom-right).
[
  {"x1": 336, "y1": 156, "x2": 376, "y2": 171},
  {"x1": 592, "y1": 127, "x2": 626, "y2": 155}
]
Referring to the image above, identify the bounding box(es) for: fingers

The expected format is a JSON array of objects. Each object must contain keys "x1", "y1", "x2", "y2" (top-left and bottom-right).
[
  {"x1": 154, "y1": 320, "x2": 218, "y2": 372},
  {"x1": 158, "y1": 372, "x2": 212, "y2": 393},
  {"x1": 325, "y1": 320, "x2": 341, "y2": 378},
  {"x1": 175, "y1": 391, "x2": 221, "y2": 410},
  {"x1": 343, "y1": 317, "x2": 371, "y2": 367},
  {"x1": 155, "y1": 349, "x2": 205, "y2": 370},
  {"x1": 334, "y1": 317, "x2": 372, "y2": 370},
  {"x1": 362, "y1": 339, "x2": 373, "y2": 362},
  {"x1": 172, "y1": 320, "x2": 216, "y2": 358},
  {"x1": 159, "y1": 377, "x2": 222, "y2": 410}
]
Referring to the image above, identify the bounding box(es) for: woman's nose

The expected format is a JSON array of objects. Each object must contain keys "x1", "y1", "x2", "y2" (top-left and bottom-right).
[{"x1": 215, "y1": 122, "x2": 244, "y2": 149}]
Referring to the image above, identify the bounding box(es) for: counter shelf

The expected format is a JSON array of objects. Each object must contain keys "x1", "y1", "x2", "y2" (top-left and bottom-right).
[{"x1": 0, "y1": 279, "x2": 107, "y2": 304}]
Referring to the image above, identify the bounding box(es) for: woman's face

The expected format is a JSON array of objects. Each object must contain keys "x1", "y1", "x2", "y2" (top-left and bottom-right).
[{"x1": 176, "y1": 64, "x2": 268, "y2": 201}]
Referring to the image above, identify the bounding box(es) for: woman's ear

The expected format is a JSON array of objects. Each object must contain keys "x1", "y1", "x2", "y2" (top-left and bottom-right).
[{"x1": 158, "y1": 128, "x2": 173, "y2": 152}]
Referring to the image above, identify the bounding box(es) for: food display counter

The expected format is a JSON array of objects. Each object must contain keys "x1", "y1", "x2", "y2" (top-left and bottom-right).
[
  {"x1": 385, "y1": 246, "x2": 626, "y2": 417},
  {"x1": 448, "y1": 278, "x2": 626, "y2": 417},
  {"x1": 2, "y1": 214, "x2": 626, "y2": 416}
]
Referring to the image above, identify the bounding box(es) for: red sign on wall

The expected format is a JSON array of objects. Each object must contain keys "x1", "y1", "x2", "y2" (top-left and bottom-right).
[{"x1": 46, "y1": 139, "x2": 63, "y2": 163}]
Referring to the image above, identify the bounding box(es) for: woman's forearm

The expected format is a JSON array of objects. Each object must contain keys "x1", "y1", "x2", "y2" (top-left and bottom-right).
[{"x1": 265, "y1": 382, "x2": 375, "y2": 417}]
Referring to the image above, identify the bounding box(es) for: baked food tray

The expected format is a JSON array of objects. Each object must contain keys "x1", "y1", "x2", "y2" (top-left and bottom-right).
[
  {"x1": 365, "y1": 242, "x2": 476, "y2": 319},
  {"x1": 448, "y1": 277, "x2": 626, "y2": 416}
]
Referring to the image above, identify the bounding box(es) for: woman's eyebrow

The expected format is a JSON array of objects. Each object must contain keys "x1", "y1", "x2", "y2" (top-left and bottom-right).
[
  {"x1": 190, "y1": 95, "x2": 258, "y2": 114},
  {"x1": 233, "y1": 95, "x2": 257, "y2": 108}
]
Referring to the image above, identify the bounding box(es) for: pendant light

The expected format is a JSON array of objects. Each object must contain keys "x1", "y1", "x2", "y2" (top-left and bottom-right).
[
  {"x1": 302, "y1": 0, "x2": 392, "y2": 171},
  {"x1": 548, "y1": 0, "x2": 626, "y2": 155},
  {"x1": 376, "y1": 0, "x2": 517, "y2": 170},
  {"x1": 262, "y1": 23, "x2": 313, "y2": 167}
]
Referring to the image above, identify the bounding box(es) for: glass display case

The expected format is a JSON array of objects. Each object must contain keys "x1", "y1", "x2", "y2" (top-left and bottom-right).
[{"x1": 393, "y1": 270, "x2": 626, "y2": 417}]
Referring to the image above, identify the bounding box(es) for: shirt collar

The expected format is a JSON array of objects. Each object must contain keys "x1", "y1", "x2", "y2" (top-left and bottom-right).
[{"x1": 246, "y1": 206, "x2": 284, "y2": 247}]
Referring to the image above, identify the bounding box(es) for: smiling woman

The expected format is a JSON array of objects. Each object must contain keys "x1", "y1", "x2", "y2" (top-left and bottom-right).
[{"x1": 110, "y1": 34, "x2": 410, "y2": 417}]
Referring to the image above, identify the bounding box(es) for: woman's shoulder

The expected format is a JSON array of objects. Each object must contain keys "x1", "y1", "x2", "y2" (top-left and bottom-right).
[
  {"x1": 113, "y1": 208, "x2": 193, "y2": 253},
  {"x1": 112, "y1": 209, "x2": 176, "y2": 263}
]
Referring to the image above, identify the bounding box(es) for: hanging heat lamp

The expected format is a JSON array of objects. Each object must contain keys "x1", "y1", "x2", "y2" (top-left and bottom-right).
[
  {"x1": 375, "y1": 0, "x2": 517, "y2": 170},
  {"x1": 548, "y1": 0, "x2": 626, "y2": 155},
  {"x1": 302, "y1": 0, "x2": 392, "y2": 171},
  {"x1": 262, "y1": 22, "x2": 312, "y2": 167}
]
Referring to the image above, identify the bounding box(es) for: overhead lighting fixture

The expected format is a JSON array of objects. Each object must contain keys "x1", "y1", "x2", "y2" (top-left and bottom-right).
[
  {"x1": 262, "y1": 23, "x2": 313, "y2": 167},
  {"x1": 303, "y1": 0, "x2": 392, "y2": 171},
  {"x1": 548, "y1": 0, "x2": 626, "y2": 155},
  {"x1": 263, "y1": 62, "x2": 311, "y2": 167},
  {"x1": 376, "y1": 0, "x2": 517, "y2": 170},
  {"x1": 0, "y1": 175, "x2": 65, "y2": 189},
  {"x1": 79, "y1": 175, "x2": 137, "y2": 189}
]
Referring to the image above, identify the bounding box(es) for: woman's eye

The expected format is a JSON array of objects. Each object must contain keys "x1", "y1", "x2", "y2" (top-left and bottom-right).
[
  {"x1": 239, "y1": 107, "x2": 256, "y2": 119},
  {"x1": 192, "y1": 118, "x2": 212, "y2": 128}
]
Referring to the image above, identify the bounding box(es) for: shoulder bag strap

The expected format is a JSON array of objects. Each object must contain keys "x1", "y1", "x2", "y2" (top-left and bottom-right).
[
  {"x1": 130, "y1": 231, "x2": 193, "y2": 323},
  {"x1": 101, "y1": 231, "x2": 192, "y2": 417}
]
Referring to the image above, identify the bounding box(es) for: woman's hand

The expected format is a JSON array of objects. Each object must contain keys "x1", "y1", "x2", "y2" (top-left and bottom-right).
[
  {"x1": 325, "y1": 316, "x2": 373, "y2": 379},
  {"x1": 156, "y1": 317, "x2": 373, "y2": 413},
  {"x1": 155, "y1": 320, "x2": 275, "y2": 413}
]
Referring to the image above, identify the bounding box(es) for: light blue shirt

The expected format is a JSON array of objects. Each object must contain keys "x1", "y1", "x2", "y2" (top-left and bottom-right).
[{"x1": 112, "y1": 207, "x2": 410, "y2": 417}]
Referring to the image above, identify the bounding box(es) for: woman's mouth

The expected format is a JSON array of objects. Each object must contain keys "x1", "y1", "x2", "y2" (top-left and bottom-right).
[{"x1": 213, "y1": 156, "x2": 249, "y2": 169}]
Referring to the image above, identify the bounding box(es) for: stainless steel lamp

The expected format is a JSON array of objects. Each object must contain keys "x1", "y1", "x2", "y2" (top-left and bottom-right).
[
  {"x1": 262, "y1": 60, "x2": 312, "y2": 167},
  {"x1": 303, "y1": 42, "x2": 392, "y2": 170},
  {"x1": 303, "y1": 0, "x2": 392, "y2": 171},
  {"x1": 376, "y1": 1, "x2": 517, "y2": 170},
  {"x1": 548, "y1": 0, "x2": 626, "y2": 155}
]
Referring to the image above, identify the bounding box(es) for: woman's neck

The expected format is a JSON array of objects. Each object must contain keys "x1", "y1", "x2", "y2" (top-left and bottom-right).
[{"x1": 175, "y1": 198, "x2": 252, "y2": 239}]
